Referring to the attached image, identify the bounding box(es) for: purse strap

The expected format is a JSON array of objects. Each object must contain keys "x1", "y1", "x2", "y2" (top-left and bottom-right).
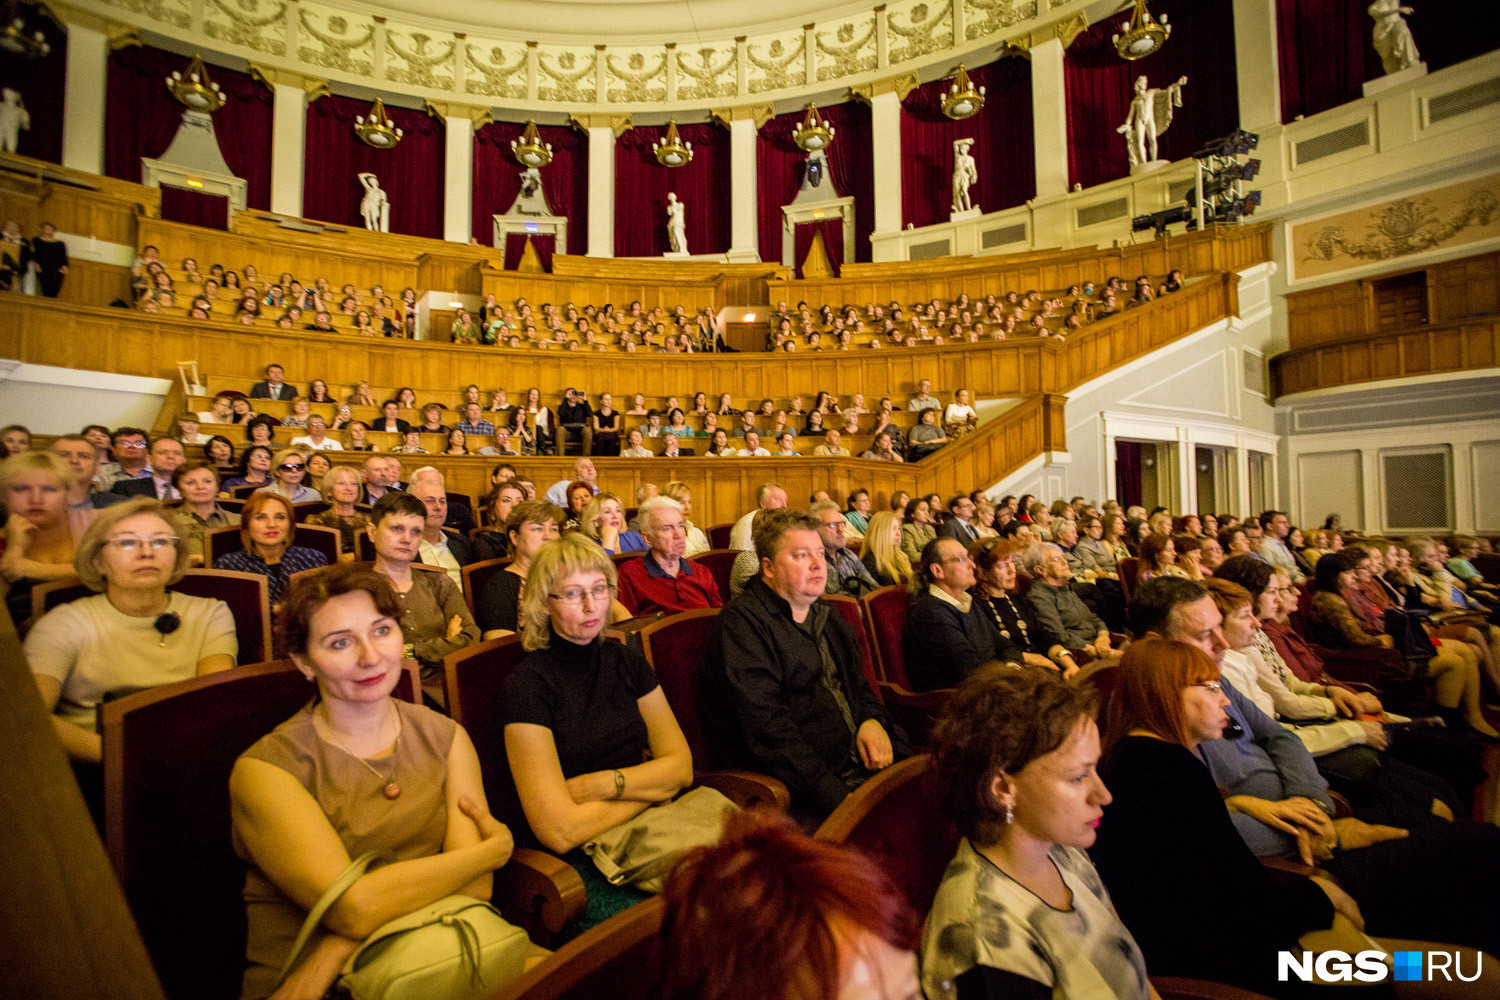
[{"x1": 277, "y1": 849, "x2": 394, "y2": 987}]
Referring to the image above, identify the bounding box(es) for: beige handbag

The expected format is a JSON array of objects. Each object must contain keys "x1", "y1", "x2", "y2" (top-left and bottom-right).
[{"x1": 583, "y1": 786, "x2": 738, "y2": 893}]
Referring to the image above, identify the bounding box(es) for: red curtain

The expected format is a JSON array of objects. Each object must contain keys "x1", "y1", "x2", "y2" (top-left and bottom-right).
[
  {"x1": 792, "y1": 219, "x2": 843, "y2": 277},
  {"x1": 0, "y1": 30, "x2": 66, "y2": 163},
  {"x1": 302, "y1": 94, "x2": 444, "y2": 238},
  {"x1": 1115, "y1": 440, "x2": 1143, "y2": 508},
  {"x1": 503, "y1": 233, "x2": 556, "y2": 271},
  {"x1": 104, "y1": 45, "x2": 273, "y2": 209},
  {"x1": 1064, "y1": 0, "x2": 1239, "y2": 191},
  {"x1": 160, "y1": 186, "x2": 230, "y2": 230},
  {"x1": 1278, "y1": 0, "x2": 1500, "y2": 122},
  {"x1": 473, "y1": 121, "x2": 587, "y2": 254},
  {"x1": 757, "y1": 102, "x2": 876, "y2": 265},
  {"x1": 614, "y1": 122, "x2": 731, "y2": 257},
  {"x1": 900, "y1": 58, "x2": 1035, "y2": 229}
]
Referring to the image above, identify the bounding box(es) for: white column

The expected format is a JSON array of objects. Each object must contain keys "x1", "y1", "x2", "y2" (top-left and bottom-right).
[
  {"x1": 269, "y1": 84, "x2": 308, "y2": 218},
  {"x1": 1232, "y1": 0, "x2": 1282, "y2": 130},
  {"x1": 727, "y1": 117, "x2": 759, "y2": 262},
  {"x1": 586, "y1": 125, "x2": 615, "y2": 257},
  {"x1": 1030, "y1": 37, "x2": 1069, "y2": 200},
  {"x1": 870, "y1": 90, "x2": 902, "y2": 236},
  {"x1": 442, "y1": 115, "x2": 474, "y2": 244},
  {"x1": 61, "y1": 23, "x2": 108, "y2": 175}
]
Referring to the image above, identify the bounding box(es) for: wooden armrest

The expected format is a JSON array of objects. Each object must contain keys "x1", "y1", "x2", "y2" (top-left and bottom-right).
[
  {"x1": 696, "y1": 769, "x2": 792, "y2": 811},
  {"x1": 1150, "y1": 976, "x2": 1276, "y2": 1000},
  {"x1": 1259, "y1": 855, "x2": 1334, "y2": 882},
  {"x1": 1327, "y1": 790, "x2": 1354, "y2": 819},
  {"x1": 492, "y1": 846, "x2": 587, "y2": 945}
]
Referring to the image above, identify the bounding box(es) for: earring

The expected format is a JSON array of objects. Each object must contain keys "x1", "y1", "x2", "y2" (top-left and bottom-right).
[{"x1": 1004, "y1": 802, "x2": 1014, "y2": 825}]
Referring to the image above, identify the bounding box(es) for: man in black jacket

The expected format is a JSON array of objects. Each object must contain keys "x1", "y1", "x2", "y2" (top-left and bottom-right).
[
  {"x1": 247, "y1": 363, "x2": 292, "y2": 400},
  {"x1": 704, "y1": 508, "x2": 909, "y2": 819},
  {"x1": 556, "y1": 387, "x2": 593, "y2": 456},
  {"x1": 904, "y1": 537, "x2": 1023, "y2": 690}
]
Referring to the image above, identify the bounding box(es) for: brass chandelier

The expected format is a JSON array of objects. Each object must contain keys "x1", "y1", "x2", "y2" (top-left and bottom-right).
[{"x1": 1112, "y1": 0, "x2": 1171, "y2": 61}]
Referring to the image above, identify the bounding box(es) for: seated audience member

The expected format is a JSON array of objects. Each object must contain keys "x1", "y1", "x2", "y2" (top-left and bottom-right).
[
  {"x1": 619, "y1": 428, "x2": 653, "y2": 458},
  {"x1": 706, "y1": 509, "x2": 911, "y2": 818},
  {"x1": 205, "y1": 435, "x2": 239, "y2": 475},
  {"x1": 279, "y1": 398, "x2": 311, "y2": 430},
  {"x1": 25, "y1": 499, "x2": 237, "y2": 765},
  {"x1": 937, "y1": 494, "x2": 980, "y2": 547},
  {"x1": 229, "y1": 565, "x2": 518, "y2": 1000},
  {"x1": 924, "y1": 667, "x2": 1148, "y2": 1000},
  {"x1": 51, "y1": 434, "x2": 127, "y2": 510},
  {"x1": 222, "y1": 445, "x2": 274, "y2": 491},
  {"x1": 907, "y1": 379, "x2": 940, "y2": 412},
  {"x1": 942, "y1": 388, "x2": 978, "y2": 438},
  {"x1": 260, "y1": 448, "x2": 321, "y2": 503},
  {"x1": 247, "y1": 363, "x2": 293, "y2": 400},
  {"x1": 306, "y1": 467, "x2": 370, "y2": 557},
  {"x1": 969, "y1": 539, "x2": 1073, "y2": 672},
  {"x1": 860, "y1": 509, "x2": 913, "y2": 588},
  {"x1": 110, "y1": 436, "x2": 187, "y2": 501},
  {"x1": 1022, "y1": 544, "x2": 1114, "y2": 660},
  {"x1": 578, "y1": 492, "x2": 647, "y2": 555},
  {"x1": 905, "y1": 538, "x2": 1022, "y2": 691},
  {"x1": 1309, "y1": 550, "x2": 1493, "y2": 737},
  {"x1": 214, "y1": 491, "x2": 327, "y2": 604},
  {"x1": 365, "y1": 493, "x2": 478, "y2": 694},
  {"x1": 843, "y1": 489, "x2": 872, "y2": 536},
  {"x1": 1075, "y1": 514, "x2": 1131, "y2": 578},
  {"x1": 907, "y1": 408, "x2": 948, "y2": 460},
  {"x1": 811, "y1": 430, "x2": 850, "y2": 457},
  {"x1": 543, "y1": 457, "x2": 599, "y2": 507},
  {"x1": 371, "y1": 401, "x2": 410, "y2": 436},
  {"x1": 290, "y1": 415, "x2": 342, "y2": 452},
  {"x1": 660, "y1": 809, "x2": 919, "y2": 1000},
  {"x1": 472, "y1": 479, "x2": 527, "y2": 562},
  {"x1": 729, "y1": 482, "x2": 788, "y2": 551},
  {"x1": 3, "y1": 451, "x2": 97, "y2": 624},
  {"x1": 1257, "y1": 509, "x2": 1305, "y2": 583},
  {"x1": 409, "y1": 467, "x2": 475, "y2": 537},
  {"x1": 477, "y1": 503, "x2": 561, "y2": 638},
  {"x1": 0, "y1": 424, "x2": 30, "y2": 453},
  {"x1": 502, "y1": 534, "x2": 694, "y2": 930},
  {"x1": 900, "y1": 497, "x2": 937, "y2": 566},
  {"x1": 1091, "y1": 639, "x2": 1349, "y2": 998},
  {"x1": 1134, "y1": 532, "x2": 1185, "y2": 583},
  {"x1": 662, "y1": 481, "x2": 711, "y2": 556},
  {"x1": 170, "y1": 461, "x2": 239, "y2": 565},
  {"x1": 615, "y1": 496, "x2": 723, "y2": 616},
  {"x1": 1132, "y1": 576, "x2": 1500, "y2": 957},
  {"x1": 405, "y1": 479, "x2": 474, "y2": 585},
  {"x1": 811, "y1": 500, "x2": 878, "y2": 598}
]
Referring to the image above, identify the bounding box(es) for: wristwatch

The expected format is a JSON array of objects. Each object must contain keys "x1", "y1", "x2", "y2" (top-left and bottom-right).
[{"x1": 613, "y1": 769, "x2": 625, "y2": 798}]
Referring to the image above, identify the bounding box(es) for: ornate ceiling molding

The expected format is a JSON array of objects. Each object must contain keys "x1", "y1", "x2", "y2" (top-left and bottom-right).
[
  {"x1": 850, "y1": 71, "x2": 920, "y2": 104},
  {"x1": 710, "y1": 103, "x2": 775, "y2": 129},
  {"x1": 424, "y1": 100, "x2": 494, "y2": 125},
  {"x1": 249, "y1": 63, "x2": 332, "y2": 102},
  {"x1": 569, "y1": 112, "x2": 633, "y2": 137}
]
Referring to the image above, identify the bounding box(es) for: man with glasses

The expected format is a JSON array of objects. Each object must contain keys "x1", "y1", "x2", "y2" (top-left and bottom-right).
[
  {"x1": 811, "y1": 500, "x2": 877, "y2": 599},
  {"x1": 110, "y1": 437, "x2": 185, "y2": 500},
  {"x1": 615, "y1": 496, "x2": 722, "y2": 615},
  {"x1": 97, "y1": 427, "x2": 152, "y2": 490},
  {"x1": 290, "y1": 415, "x2": 342, "y2": 451},
  {"x1": 904, "y1": 537, "x2": 1021, "y2": 691}
]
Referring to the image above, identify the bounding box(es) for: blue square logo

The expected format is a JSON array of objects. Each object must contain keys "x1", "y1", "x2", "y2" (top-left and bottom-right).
[{"x1": 1393, "y1": 951, "x2": 1424, "y2": 982}]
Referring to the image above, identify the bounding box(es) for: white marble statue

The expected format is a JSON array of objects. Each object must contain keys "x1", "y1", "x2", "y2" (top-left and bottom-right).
[
  {"x1": 1369, "y1": 0, "x2": 1421, "y2": 74},
  {"x1": 514, "y1": 165, "x2": 549, "y2": 214},
  {"x1": 358, "y1": 171, "x2": 389, "y2": 233},
  {"x1": 666, "y1": 191, "x2": 687, "y2": 254},
  {"x1": 0, "y1": 89, "x2": 30, "y2": 155},
  {"x1": 1117, "y1": 74, "x2": 1188, "y2": 168},
  {"x1": 951, "y1": 138, "x2": 978, "y2": 213}
]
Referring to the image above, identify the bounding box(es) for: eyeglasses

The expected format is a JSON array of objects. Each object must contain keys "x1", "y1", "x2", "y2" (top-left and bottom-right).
[
  {"x1": 1192, "y1": 681, "x2": 1223, "y2": 694},
  {"x1": 106, "y1": 536, "x2": 180, "y2": 552},
  {"x1": 549, "y1": 584, "x2": 613, "y2": 606},
  {"x1": 278, "y1": 463, "x2": 305, "y2": 472},
  {"x1": 116, "y1": 440, "x2": 147, "y2": 449}
]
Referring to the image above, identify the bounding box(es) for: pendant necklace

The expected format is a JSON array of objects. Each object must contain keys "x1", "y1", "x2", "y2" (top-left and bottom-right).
[{"x1": 326, "y1": 703, "x2": 403, "y2": 799}]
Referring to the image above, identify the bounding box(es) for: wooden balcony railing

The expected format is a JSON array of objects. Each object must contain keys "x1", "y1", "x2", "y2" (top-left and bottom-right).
[{"x1": 1270, "y1": 317, "x2": 1500, "y2": 398}]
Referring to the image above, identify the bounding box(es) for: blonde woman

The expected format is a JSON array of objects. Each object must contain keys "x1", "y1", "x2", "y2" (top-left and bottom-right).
[
  {"x1": 578, "y1": 492, "x2": 647, "y2": 555},
  {"x1": 2, "y1": 451, "x2": 96, "y2": 624},
  {"x1": 662, "y1": 481, "x2": 711, "y2": 556},
  {"x1": 306, "y1": 466, "x2": 370, "y2": 557},
  {"x1": 860, "y1": 509, "x2": 913, "y2": 588}
]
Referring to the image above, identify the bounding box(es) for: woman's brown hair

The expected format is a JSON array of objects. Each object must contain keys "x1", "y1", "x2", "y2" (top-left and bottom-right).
[
  {"x1": 238, "y1": 490, "x2": 297, "y2": 550},
  {"x1": 1107, "y1": 639, "x2": 1220, "y2": 750}
]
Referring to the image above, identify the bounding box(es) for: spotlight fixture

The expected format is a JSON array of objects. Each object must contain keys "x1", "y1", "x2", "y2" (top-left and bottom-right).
[
  {"x1": 1186, "y1": 130, "x2": 1263, "y2": 229},
  {"x1": 510, "y1": 120, "x2": 553, "y2": 168},
  {"x1": 791, "y1": 103, "x2": 835, "y2": 152},
  {"x1": 1112, "y1": 0, "x2": 1171, "y2": 60},
  {"x1": 652, "y1": 121, "x2": 693, "y2": 167},
  {"x1": 940, "y1": 64, "x2": 986, "y2": 120},
  {"x1": 354, "y1": 97, "x2": 403, "y2": 149},
  {"x1": 0, "y1": 0, "x2": 55, "y2": 59},
  {"x1": 165, "y1": 55, "x2": 225, "y2": 113}
]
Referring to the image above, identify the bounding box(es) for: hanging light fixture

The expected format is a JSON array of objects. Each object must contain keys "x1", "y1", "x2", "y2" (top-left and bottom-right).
[
  {"x1": 652, "y1": 121, "x2": 693, "y2": 167},
  {"x1": 354, "y1": 97, "x2": 404, "y2": 148},
  {"x1": 0, "y1": 0, "x2": 55, "y2": 59},
  {"x1": 1113, "y1": 0, "x2": 1171, "y2": 61},
  {"x1": 940, "y1": 65, "x2": 986, "y2": 120},
  {"x1": 510, "y1": 120, "x2": 553, "y2": 168},
  {"x1": 791, "y1": 103, "x2": 835, "y2": 152},
  {"x1": 165, "y1": 54, "x2": 226, "y2": 112}
]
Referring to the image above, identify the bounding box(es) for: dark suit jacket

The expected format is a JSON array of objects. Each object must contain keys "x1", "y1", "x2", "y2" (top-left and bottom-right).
[
  {"x1": 359, "y1": 483, "x2": 405, "y2": 506},
  {"x1": 110, "y1": 476, "x2": 174, "y2": 500},
  {"x1": 248, "y1": 381, "x2": 292, "y2": 400},
  {"x1": 937, "y1": 518, "x2": 979, "y2": 547},
  {"x1": 370, "y1": 418, "x2": 411, "y2": 435},
  {"x1": 417, "y1": 528, "x2": 475, "y2": 570}
]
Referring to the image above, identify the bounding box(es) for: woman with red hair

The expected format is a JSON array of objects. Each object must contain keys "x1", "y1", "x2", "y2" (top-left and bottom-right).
[{"x1": 659, "y1": 809, "x2": 918, "y2": 1000}]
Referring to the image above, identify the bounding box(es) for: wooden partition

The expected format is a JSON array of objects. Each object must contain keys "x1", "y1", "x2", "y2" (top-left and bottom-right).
[
  {"x1": 1271, "y1": 316, "x2": 1500, "y2": 398},
  {"x1": 1, "y1": 153, "x2": 161, "y2": 250},
  {"x1": 771, "y1": 223, "x2": 1270, "y2": 308},
  {"x1": 480, "y1": 267, "x2": 722, "y2": 314},
  {"x1": 1, "y1": 274, "x2": 1236, "y2": 407}
]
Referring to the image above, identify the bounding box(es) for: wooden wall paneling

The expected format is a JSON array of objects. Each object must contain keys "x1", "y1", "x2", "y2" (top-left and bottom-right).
[
  {"x1": 54, "y1": 260, "x2": 133, "y2": 306},
  {"x1": 1270, "y1": 318, "x2": 1500, "y2": 398}
]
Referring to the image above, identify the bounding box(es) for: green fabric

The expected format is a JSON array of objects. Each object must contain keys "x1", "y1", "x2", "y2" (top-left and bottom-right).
[{"x1": 559, "y1": 850, "x2": 650, "y2": 942}]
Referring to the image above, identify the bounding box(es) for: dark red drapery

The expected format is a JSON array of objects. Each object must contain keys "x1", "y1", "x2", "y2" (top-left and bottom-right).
[
  {"x1": 614, "y1": 122, "x2": 730, "y2": 257},
  {"x1": 160, "y1": 186, "x2": 230, "y2": 230},
  {"x1": 302, "y1": 94, "x2": 444, "y2": 239},
  {"x1": 1064, "y1": 0, "x2": 1239, "y2": 191},
  {"x1": 104, "y1": 45, "x2": 273, "y2": 210},
  {"x1": 0, "y1": 29, "x2": 66, "y2": 163},
  {"x1": 473, "y1": 121, "x2": 587, "y2": 254},
  {"x1": 756, "y1": 102, "x2": 875, "y2": 265},
  {"x1": 1115, "y1": 439, "x2": 1143, "y2": 508},
  {"x1": 899, "y1": 58, "x2": 1035, "y2": 229},
  {"x1": 1277, "y1": 0, "x2": 1500, "y2": 122},
  {"x1": 503, "y1": 233, "x2": 556, "y2": 272},
  {"x1": 792, "y1": 219, "x2": 843, "y2": 278}
]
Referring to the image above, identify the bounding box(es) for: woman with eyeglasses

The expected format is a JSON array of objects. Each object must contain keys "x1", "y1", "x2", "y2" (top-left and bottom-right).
[
  {"x1": 25, "y1": 498, "x2": 237, "y2": 766},
  {"x1": 261, "y1": 448, "x2": 321, "y2": 503},
  {"x1": 476, "y1": 500, "x2": 562, "y2": 638},
  {"x1": 502, "y1": 534, "x2": 693, "y2": 932},
  {"x1": 222, "y1": 445, "x2": 274, "y2": 491},
  {"x1": 214, "y1": 491, "x2": 328, "y2": 605}
]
